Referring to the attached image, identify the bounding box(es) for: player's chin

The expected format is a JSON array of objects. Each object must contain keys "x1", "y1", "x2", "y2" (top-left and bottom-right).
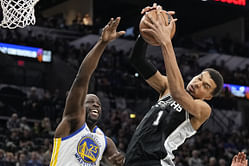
[{"x1": 89, "y1": 115, "x2": 99, "y2": 122}]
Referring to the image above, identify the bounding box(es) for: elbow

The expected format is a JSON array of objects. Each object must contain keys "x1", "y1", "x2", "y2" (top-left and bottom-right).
[
  {"x1": 170, "y1": 87, "x2": 183, "y2": 98},
  {"x1": 169, "y1": 84, "x2": 185, "y2": 100},
  {"x1": 170, "y1": 88, "x2": 186, "y2": 103}
]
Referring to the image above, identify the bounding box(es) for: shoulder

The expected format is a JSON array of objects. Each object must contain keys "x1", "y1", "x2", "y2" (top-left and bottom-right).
[
  {"x1": 193, "y1": 99, "x2": 211, "y2": 121},
  {"x1": 54, "y1": 116, "x2": 85, "y2": 138},
  {"x1": 94, "y1": 126, "x2": 105, "y2": 136},
  {"x1": 196, "y1": 100, "x2": 211, "y2": 113}
]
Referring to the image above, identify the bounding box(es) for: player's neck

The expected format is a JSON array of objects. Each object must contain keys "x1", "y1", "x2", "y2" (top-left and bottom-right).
[
  {"x1": 87, "y1": 121, "x2": 97, "y2": 132},
  {"x1": 187, "y1": 89, "x2": 196, "y2": 99}
]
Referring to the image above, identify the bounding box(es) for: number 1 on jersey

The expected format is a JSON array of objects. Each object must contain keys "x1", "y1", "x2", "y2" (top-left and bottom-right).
[{"x1": 152, "y1": 111, "x2": 163, "y2": 126}]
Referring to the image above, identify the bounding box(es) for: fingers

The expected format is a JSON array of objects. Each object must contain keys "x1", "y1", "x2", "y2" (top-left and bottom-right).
[
  {"x1": 108, "y1": 152, "x2": 121, "y2": 160},
  {"x1": 233, "y1": 155, "x2": 238, "y2": 163},
  {"x1": 103, "y1": 17, "x2": 123, "y2": 33},
  {"x1": 143, "y1": 19, "x2": 155, "y2": 30},
  {"x1": 156, "y1": 5, "x2": 162, "y2": 10},
  {"x1": 108, "y1": 152, "x2": 125, "y2": 165},
  {"x1": 116, "y1": 31, "x2": 126, "y2": 38},
  {"x1": 109, "y1": 17, "x2": 121, "y2": 31},
  {"x1": 104, "y1": 17, "x2": 120, "y2": 29},
  {"x1": 141, "y1": 3, "x2": 157, "y2": 14},
  {"x1": 108, "y1": 18, "x2": 114, "y2": 26},
  {"x1": 141, "y1": 7, "x2": 153, "y2": 14},
  {"x1": 141, "y1": 28, "x2": 156, "y2": 37},
  {"x1": 156, "y1": 6, "x2": 163, "y2": 23},
  {"x1": 241, "y1": 152, "x2": 247, "y2": 164},
  {"x1": 169, "y1": 18, "x2": 178, "y2": 26},
  {"x1": 167, "y1": 11, "x2": 175, "y2": 15},
  {"x1": 103, "y1": 18, "x2": 114, "y2": 32},
  {"x1": 238, "y1": 152, "x2": 243, "y2": 163},
  {"x1": 146, "y1": 9, "x2": 176, "y2": 26},
  {"x1": 238, "y1": 152, "x2": 246, "y2": 163},
  {"x1": 114, "y1": 153, "x2": 124, "y2": 161},
  {"x1": 234, "y1": 152, "x2": 248, "y2": 165},
  {"x1": 145, "y1": 12, "x2": 157, "y2": 26}
]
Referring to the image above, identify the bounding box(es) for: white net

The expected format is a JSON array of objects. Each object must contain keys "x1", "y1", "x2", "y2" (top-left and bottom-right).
[{"x1": 0, "y1": 0, "x2": 39, "y2": 29}]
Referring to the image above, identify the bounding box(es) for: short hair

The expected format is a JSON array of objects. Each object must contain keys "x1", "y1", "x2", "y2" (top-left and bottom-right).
[{"x1": 203, "y1": 68, "x2": 224, "y2": 97}]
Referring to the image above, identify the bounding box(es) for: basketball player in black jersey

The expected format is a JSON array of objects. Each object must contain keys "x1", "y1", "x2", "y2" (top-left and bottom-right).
[
  {"x1": 52, "y1": 17, "x2": 125, "y2": 166},
  {"x1": 124, "y1": 4, "x2": 224, "y2": 166}
]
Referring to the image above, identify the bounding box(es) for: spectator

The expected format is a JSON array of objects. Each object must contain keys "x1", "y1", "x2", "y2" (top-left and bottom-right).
[
  {"x1": 19, "y1": 117, "x2": 30, "y2": 131},
  {"x1": 6, "y1": 129, "x2": 19, "y2": 152},
  {"x1": 32, "y1": 121, "x2": 41, "y2": 138},
  {"x1": 26, "y1": 151, "x2": 42, "y2": 166},
  {"x1": 16, "y1": 152, "x2": 27, "y2": 166},
  {"x1": 209, "y1": 156, "x2": 218, "y2": 166},
  {"x1": 188, "y1": 150, "x2": 204, "y2": 166},
  {"x1": 41, "y1": 142, "x2": 52, "y2": 166},
  {"x1": 4, "y1": 152, "x2": 16, "y2": 166},
  {"x1": 6, "y1": 113, "x2": 20, "y2": 131},
  {"x1": 219, "y1": 158, "x2": 226, "y2": 166},
  {"x1": 40, "y1": 117, "x2": 52, "y2": 138},
  {"x1": 0, "y1": 149, "x2": 5, "y2": 161},
  {"x1": 19, "y1": 128, "x2": 33, "y2": 152}
]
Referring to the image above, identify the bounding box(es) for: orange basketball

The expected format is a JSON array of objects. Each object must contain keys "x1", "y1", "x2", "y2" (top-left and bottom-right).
[{"x1": 139, "y1": 9, "x2": 176, "y2": 46}]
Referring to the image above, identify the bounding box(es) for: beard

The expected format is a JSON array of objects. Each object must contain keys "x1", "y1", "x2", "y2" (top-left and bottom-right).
[{"x1": 85, "y1": 107, "x2": 101, "y2": 127}]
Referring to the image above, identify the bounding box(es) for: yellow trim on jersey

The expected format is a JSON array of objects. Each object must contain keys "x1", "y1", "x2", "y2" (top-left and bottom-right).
[{"x1": 50, "y1": 138, "x2": 61, "y2": 166}]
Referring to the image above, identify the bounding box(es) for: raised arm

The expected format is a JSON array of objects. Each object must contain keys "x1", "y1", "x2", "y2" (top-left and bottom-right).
[
  {"x1": 141, "y1": 8, "x2": 211, "y2": 125},
  {"x1": 128, "y1": 5, "x2": 169, "y2": 97},
  {"x1": 128, "y1": 35, "x2": 168, "y2": 95},
  {"x1": 55, "y1": 17, "x2": 125, "y2": 138}
]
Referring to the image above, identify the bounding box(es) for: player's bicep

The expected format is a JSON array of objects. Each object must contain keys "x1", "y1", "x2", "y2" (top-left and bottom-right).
[
  {"x1": 104, "y1": 137, "x2": 124, "y2": 165},
  {"x1": 146, "y1": 71, "x2": 168, "y2": 95},
  {"x1": 174, "y1": 92, "x2": 211, "y2": 120},
  {"x1": 104, "y1": 137, "x2": 118, "y2": 157},
  {"x1": 63, "y1": 80, "x2": 88, "y2": 118}
]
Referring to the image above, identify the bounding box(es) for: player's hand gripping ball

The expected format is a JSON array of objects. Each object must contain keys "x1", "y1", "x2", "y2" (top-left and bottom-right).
[{"x1": 139, "y1": 9, "x2": 176, "y2": 46}]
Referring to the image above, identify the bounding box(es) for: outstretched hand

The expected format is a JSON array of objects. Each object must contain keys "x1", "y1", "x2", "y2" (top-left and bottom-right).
[
  {"x1": 100, "y1": 17, "x2": 126, "y2": 43},
  {"x1": 108, "y1": 151, "x2": 125, "y2": 166},
  {"x1": 231, "y1": 152, "x2": 248, "y2": 166}
]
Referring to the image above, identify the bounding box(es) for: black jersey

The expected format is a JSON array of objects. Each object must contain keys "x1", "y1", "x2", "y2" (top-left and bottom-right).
[{"x1": 125, "y1": 94, "x2": 196, "y2": 166}]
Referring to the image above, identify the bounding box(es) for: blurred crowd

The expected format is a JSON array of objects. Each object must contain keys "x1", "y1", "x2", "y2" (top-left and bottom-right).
[
  {"x1": 0, "y1": 14, "x2": 249, "y2": 166},
  {"x1": 0, "y1": 101, "x2": 248, "y2": 166}
]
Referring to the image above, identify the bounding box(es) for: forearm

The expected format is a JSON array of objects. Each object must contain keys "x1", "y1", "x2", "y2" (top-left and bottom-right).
[
  {"x1": 161, "y1": 42, "x2": 185, "y2": 96},
  {"x1": 64, "y1": 39, "x2": 108, "y2": 117},
  {"x1": 76, "y1": 39, "x2": 108, "y2": 83},
  {"x1": 129, "y1": 35, "x2": 157, "y2": 79},
  {"x1": 129, "y1": 35, "x2": 148, "y2": 61}
]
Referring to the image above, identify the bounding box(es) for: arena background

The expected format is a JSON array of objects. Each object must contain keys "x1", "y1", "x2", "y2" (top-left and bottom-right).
[{"x1": 0, "y1": 0, "x2": 249, "y2": 165}]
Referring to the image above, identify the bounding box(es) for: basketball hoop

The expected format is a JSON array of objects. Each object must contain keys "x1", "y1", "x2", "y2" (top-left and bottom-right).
[{"x1": 0, "y1": 0, "x2": 39, "y2": 29}]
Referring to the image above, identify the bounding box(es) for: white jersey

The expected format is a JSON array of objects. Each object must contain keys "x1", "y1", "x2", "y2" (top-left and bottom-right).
[{"x1": 50, "y1": 123, "x2": 107, "y2": 166}]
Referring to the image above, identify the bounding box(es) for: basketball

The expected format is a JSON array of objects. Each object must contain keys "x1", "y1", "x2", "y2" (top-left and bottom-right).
[{"x1": 139, "y1": 9, "x2": 176, "y2": 46}]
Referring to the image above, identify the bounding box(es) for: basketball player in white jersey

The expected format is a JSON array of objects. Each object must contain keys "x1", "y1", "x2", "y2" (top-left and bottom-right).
[
  {"x1": 125, "y1": 4, "x2": 224, "y2": 166},
  {"x1": 50, "y1": 17, "x2": 125, "y2": 166}
]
